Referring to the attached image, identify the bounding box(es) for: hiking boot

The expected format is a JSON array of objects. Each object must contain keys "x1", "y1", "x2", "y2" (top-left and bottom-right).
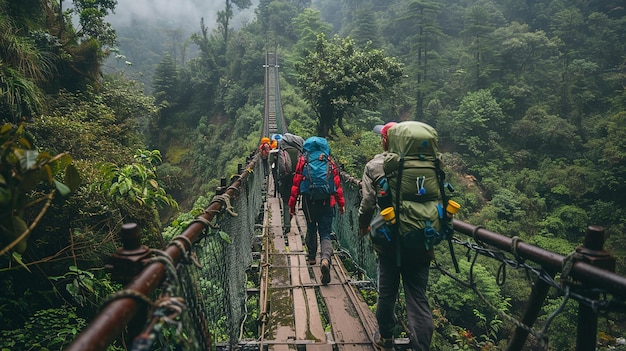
[
  {"x1": 320, "y1": 258, "x2": 331, "y2": 285},
  {"x1": 373, "y1": 332, "x2": 394, "y2": 351}
]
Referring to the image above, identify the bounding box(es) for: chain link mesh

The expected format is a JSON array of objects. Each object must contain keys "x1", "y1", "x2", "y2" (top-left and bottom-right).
[{"x1": 175, "y1": 161, "x2": 265, "y2": 349}]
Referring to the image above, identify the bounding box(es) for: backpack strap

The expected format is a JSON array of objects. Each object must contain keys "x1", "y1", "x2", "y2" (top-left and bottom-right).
[
  {"x1": 435, "y1": 157, "x2": 460, "y2": 273},
  {"x1": 326, "y1": 155, "x2": 334, "y2": 187},
  {"x1": 394, "y1": 156, "x2": 405, "y2": 267}
]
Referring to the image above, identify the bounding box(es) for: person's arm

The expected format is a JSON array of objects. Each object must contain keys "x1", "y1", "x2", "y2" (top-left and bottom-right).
[
  {"x1": 359, "y1": 160, "x2": 377, "y2": 235},
  {"x1": 331, "y1": 162, "x2": 345, "y2": 213},
  {"x1": 288, "y1": 157, "x2": 304, "y2": 214}
]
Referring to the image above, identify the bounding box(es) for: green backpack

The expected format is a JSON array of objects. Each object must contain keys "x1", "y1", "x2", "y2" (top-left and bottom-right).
[{"x1": 381, "y1": 121, "x2": 456, "y2": 262}]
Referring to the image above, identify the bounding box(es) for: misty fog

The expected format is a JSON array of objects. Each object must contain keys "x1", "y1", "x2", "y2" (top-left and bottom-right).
[{"x1": 106, "y1": 0, "x2": 259, "y2": 34}]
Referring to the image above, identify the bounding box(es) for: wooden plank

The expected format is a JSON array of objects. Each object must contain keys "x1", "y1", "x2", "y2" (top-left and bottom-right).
[
  {"x1": 298, "y1": 254, "x2": 326, "y2": 342},
  {"x1": 268, "y1": 197, "x2": 286, "y2": 251},
  {"x1": 314, "y1": 266, "x2": 372, "y2": 347},
  {"x1": 292, "y1": 288, "x2": 308, "y2": 339},
  {"x1": 291, "y1": 252, "x2": 308, "y2": 340},
  {"x1": 287, "y1": 233, "x2": 302, "y2": 252},
  {"x1": 266, "y1": 196, "x2": 295, "y2": 343},
  {"x1": 305, "y1": 344, "x2": 333, "y2": 351},
  {"x1": 290, "y1": 232, "x2": 327, "y2": 343}
]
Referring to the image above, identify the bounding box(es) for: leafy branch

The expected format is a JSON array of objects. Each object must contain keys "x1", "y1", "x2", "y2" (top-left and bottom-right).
[
  {"x1": 0, "y1": 123, "x2": 80, "y2": 256},
  {"x1": 91, "y1": 149, "x2": 179, "y2": 210}
]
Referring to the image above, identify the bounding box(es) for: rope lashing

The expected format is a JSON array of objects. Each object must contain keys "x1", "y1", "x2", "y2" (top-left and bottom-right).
[
  {"x1": 99, "y1": 288, "x2": 155, "y2": 310},
  {"x1": 510, "y1": 235, "x2": 532, "y2": 281},
  {"x1": 229, "y1": 174, "x2": 242, "y2": 186},
  {"x1": 145, "y1": 249, "x2": 180, "y2": 294},
  {"x1": 209, "y1": 193, "x2": 239, "y2": 217},
  {"x1": 167, "y1": 236, "x2": 202, "y2": 268},
  {"x1": 131, "y1": 295, "x2": 188, "y2": 351},
  {"x1": 227, "y1": 184, "x2": 241, "y2": 195},
  {"x1": 193, "y1": 215, "x2": 218, "y2": 230},
  {"x1": 561, "y1": 250, "x2": 584, "y2": 285},
  {"x1": 465, "y1": 225, "x2": 486, "y2": 261},
  {"x1": 511, "y1": 236, "x2": 523, "y2": 262},
  {"x1": 153, "y1": 296, "x2": 187, "y2": 335},
  {"x1": 472, "y1": 225, "x2": 485, "y2": 245}
]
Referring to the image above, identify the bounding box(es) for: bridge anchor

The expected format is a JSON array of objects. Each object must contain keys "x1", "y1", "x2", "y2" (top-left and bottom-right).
[{"x1": 575, "y1": 225, "x2": 615, "y2": 351}]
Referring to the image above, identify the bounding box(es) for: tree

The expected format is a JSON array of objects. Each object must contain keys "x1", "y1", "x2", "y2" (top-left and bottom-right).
[
  {"x1": 348, "y1": 3, "x2": 382, "y2": 48},
  {"x1": 216, "y1": 0, "x2": 252, "y2": 50},
  {"x1": 295, "y1": 34, "x2": 403, "y2": 137},
  {"x1": 153, "y1": 53, "x2": 179, "y2": 125},
  {"x1": 450, "y1": 89, "x2": 506, "y2": 157},
  {"x1": 65, "y1": 0, "x2": 117, "y2": 48},
  {"x1": 291, "y1": 8, "x2": 332, "y2": 57},
  {"x1": 510, "y1": 106, "x2": 580, "y2": 158},
  {"x1": 266, "y1": 1, "x2": 298, "y2": 47},
  {"x1": 460, "y1": 3, "x2": 506, "y2": 89},
  {"x1": 398, "y1": 0, "x2": 443, "y2": 120}
]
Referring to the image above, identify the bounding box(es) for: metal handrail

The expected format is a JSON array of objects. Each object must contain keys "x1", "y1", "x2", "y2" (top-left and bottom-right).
[{"x1": 65, "y1": 157, "x2": 258, "y2": 351}]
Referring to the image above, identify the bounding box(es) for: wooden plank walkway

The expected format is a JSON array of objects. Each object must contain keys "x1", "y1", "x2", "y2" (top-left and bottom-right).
[{"x1": 260, "y1": 177, "x2": 378, "y2": 350}]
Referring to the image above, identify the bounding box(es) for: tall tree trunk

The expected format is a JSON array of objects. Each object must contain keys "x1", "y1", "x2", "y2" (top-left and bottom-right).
[{"x1": 416, "y1": 7, "x2": 424, "y2": 120}]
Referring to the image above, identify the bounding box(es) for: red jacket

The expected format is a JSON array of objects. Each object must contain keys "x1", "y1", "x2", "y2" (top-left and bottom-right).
[
  {"x1": 259, "y1": 142, "x2": 270, "y2": 159},
  {"x1": 288, "y1": 155, "x2": 345, "y2": 209}
]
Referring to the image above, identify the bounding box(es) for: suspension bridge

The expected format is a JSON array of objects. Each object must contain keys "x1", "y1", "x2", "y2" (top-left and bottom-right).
[{"x1": 64, "y1": 53, "x2": 626, "y2": 351}]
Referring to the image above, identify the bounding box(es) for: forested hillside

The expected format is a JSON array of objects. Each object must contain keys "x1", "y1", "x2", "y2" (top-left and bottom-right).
[{"x1": 1, "y1": 0, "x2": 625, "y2": 350}]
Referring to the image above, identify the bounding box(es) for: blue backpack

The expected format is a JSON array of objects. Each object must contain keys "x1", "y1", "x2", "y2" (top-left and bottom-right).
[{"x1": 299, "y1": 137, "x2": 337, "y2": 200}]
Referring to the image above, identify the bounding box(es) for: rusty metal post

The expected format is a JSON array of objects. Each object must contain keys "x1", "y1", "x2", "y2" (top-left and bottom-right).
[
  {"x1": 507, "y1": 269, "x2": 557, "y2": 351},
  {"x1": 104, "y1": 223, "x2": 152, "y2": 345},
  {"x1": 216, "y1": 178, "x2": 227, "y2": 195},
  {"x1": 576, "y1": 225, "x2": 615, "y2": 351},
  {"x1": 106, "y1": 223, "x2": 150, "y2": 284}
]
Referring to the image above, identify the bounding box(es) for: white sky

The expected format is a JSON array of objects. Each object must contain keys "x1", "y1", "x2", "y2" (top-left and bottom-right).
[{"x1": 104, "y1": 0, "x2": 258, "y2": 31}]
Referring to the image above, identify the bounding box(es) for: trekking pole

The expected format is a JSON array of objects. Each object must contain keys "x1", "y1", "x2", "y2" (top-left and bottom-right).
[{"x1": 448, "y1": 232, "x2": 460, "y2": 273}]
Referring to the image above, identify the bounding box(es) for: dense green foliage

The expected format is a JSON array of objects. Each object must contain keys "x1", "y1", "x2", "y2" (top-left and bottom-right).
[
  {"x1": 0, "y1": 2, "x2": 170, "y2": 349},
  {"x1": 295, "y1": 33, "x2": 404, "y2": 136},
  {"x1": 145, "y1": 0, "x2": 625, "y2": 348},
  {"x1": 0, "y1": 0, "x2": 625, "y2": 349}
]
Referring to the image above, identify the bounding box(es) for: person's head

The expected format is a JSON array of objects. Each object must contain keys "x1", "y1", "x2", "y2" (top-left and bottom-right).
[
  {"x1": 261, "y1": 137, "x2": 270, "y2": 144},
  {"x1": 373, "y1": 122, "x2": 397, "y2": 151}
]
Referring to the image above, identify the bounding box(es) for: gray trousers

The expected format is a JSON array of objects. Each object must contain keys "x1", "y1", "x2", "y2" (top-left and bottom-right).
[
  {"x1": 376, "y1": 251, "x2": 433, "y2": 351},
  {"x1": 278, "y1": 180, "x2": 292, "y2": 232}
]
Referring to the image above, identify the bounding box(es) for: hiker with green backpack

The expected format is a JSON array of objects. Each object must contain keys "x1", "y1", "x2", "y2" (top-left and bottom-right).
[
  {"x1": 289, "y1": 136, "x2": 345, "y2": 285},
  {"x1": 358, "y1": 121, "x2": 458, "y2": 351}
]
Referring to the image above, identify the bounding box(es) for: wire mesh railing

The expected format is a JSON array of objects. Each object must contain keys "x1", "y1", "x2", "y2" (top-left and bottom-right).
[
  {"x1": 333, "y1": 170, "x2": 379, "y2": 284},
  {"x1": 178, "y1": 158, "x2": 264, "y2": 347},
  {"x1": 334, "y1": 167, "x2": 626, "y2": 351},
  {"x1": 65, "y1": 154, "x2": 265, "y2": 351}
]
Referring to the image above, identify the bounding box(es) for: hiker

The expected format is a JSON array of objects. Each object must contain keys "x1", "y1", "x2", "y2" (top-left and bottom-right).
[
  {"x1": 358, "y1": 122, "x2": 434, "y2": 351},
  {"x1": 289, "y1": 136, "x2": 345, "y2": 285},
  {"x1": 269, "y1": 134, "x2": 283, "y2": 197},
  {"x1": 270, "y1": 134, "x2": 281, "y2": 149},
  {"x1": 275, "y1": 133, "x2": 304, "y2": 233},
  {"x1": 259, "y1": 137, "x2": 271, "y2": 177}
]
